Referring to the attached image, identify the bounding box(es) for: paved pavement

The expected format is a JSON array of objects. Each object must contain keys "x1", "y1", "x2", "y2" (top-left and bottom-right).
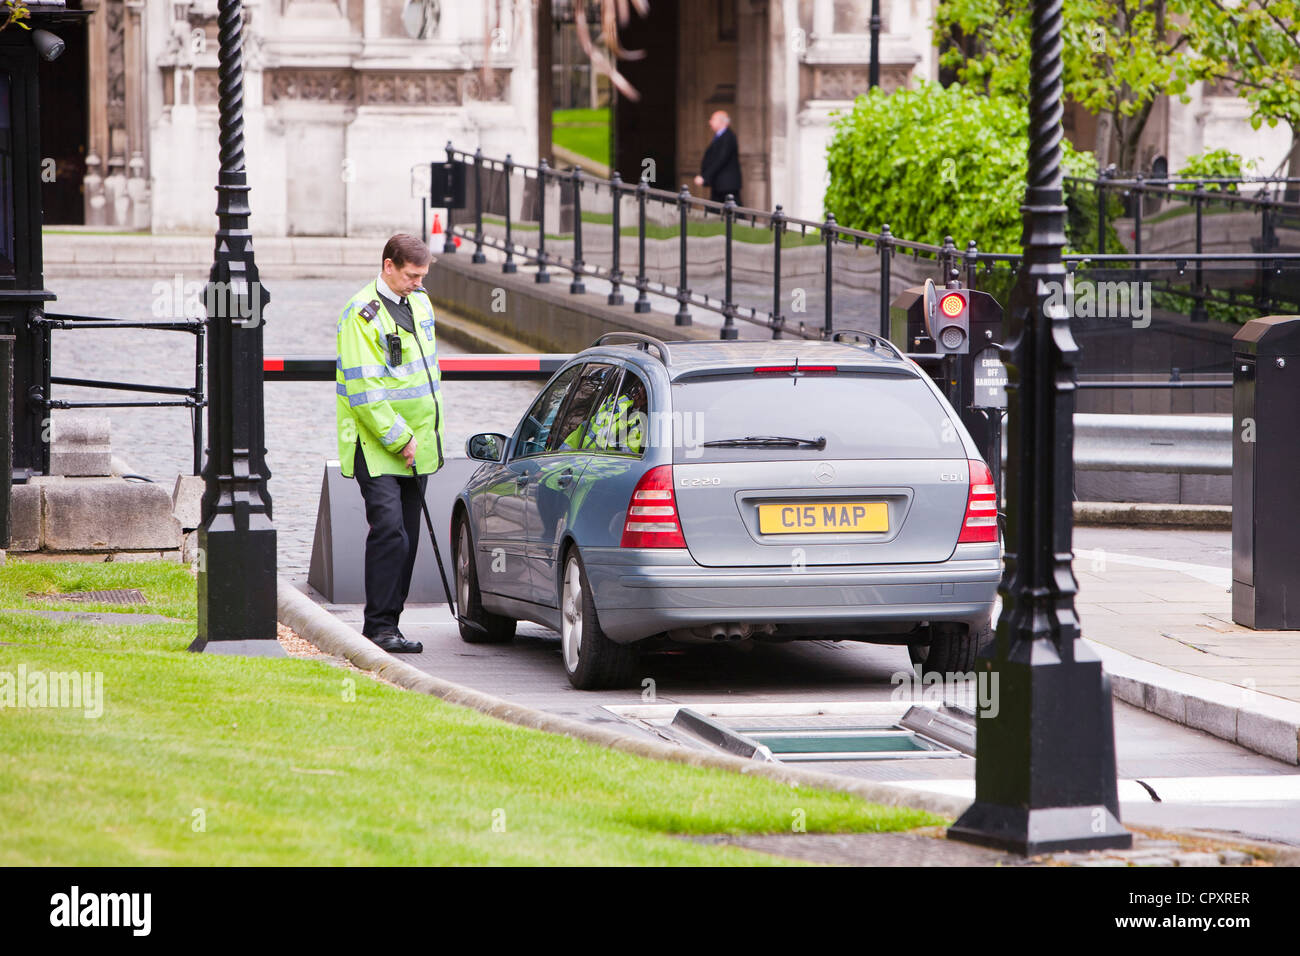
[{"x1": 1072, "y1": 530, "x2": 1297, "y2": 700}]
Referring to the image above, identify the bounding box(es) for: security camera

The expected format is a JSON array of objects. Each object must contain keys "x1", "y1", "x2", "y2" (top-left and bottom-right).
[{"x1": 32, "y1": 29, "x2": 66, "y2": 63}]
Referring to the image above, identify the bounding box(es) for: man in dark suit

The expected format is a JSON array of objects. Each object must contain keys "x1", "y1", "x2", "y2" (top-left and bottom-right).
[{"x1": 694, "y1": 111, "x2": 742, "y2": 205}]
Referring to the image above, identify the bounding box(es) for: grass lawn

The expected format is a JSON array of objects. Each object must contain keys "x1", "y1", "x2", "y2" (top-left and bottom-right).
[
  {"x1": 553, "y1": 108, "x2": 610, "y2": 167},
  {"x1": 553, "y1": 108, "x2": 609, "y2": 126},
  {"x1": 0, "y1": 560, "x2": 943, "y2": 865}
]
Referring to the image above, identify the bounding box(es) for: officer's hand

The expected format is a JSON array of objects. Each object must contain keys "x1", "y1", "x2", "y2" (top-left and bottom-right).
[
  {"x1": 401, "y1": 436, "x2": 418, "y2": 468},
  {"x1": 693, "y1": 175, "x2": 704, "y2": 187}
]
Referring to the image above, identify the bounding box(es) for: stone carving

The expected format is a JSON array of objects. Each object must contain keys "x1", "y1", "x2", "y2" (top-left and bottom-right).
[
  {"x1": 127, "y1": 153, "x2": 152, "y2": 231},
  {"x1": 260, "y1": 70, "x2": 475, "y2": 106},
  {"x1": 464, "y1": 69, "x2": 510, "y2": 102},
  {"x1": 268, "y1": 70, "x2": 358, "y2": 104},
  {"x1": 106, "y1": 0, "x2": 126, "y2": 128},
  {"x1": 401, "y1": 0, "x2": 441, "y2": 39},
  {"x1": 364, "y1": 73, "x2": 398, "y2": 104},
  {"x1": 809, "y1": 63, "x2": 911, "y2": 100},
  {"x1": 195, "y1": 69, "x2": 221, "y2": 106},
  {"x1": 361, "y1": 71, "x2": 465, "y2": 105},
  {"x1": 104, "y1": 156, "x2": 129, "y2": 228},
  {"x1": 429, "y1": 73, "x2": 461, "y2": 103},
  {"x1": 84, "y1": 154, "x2": 107, "y2": 227}
]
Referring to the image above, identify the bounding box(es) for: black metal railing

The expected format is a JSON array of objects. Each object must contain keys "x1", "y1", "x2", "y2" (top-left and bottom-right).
[
  {"x1": 1069, "y1": 174, "x2": 1299, "y2": 308},
  {"x1": 30, "y1": 312, "x2": 207, "y2": 476},
  {"x1": 441, "y1": 143, "x2": 965, "y2": 341},
  {"x1": 435, "y1": 145, "x2": 1300, "y2": 369}
]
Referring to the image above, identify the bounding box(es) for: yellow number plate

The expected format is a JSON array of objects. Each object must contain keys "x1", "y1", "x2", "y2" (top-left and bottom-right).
[{"x1": 757, "y1": 501, "x2": 889, "y2": 534}]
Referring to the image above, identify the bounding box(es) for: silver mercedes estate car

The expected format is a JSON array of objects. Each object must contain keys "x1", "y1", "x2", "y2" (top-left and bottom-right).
[{"x1": 452, "y1": 332, "x2": 1001, "y2": 689}]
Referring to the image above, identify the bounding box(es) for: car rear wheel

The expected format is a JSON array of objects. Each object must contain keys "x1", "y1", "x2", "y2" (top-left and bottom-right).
[
  {"x1": 560, "y1": 549, "x2": 637, "y2": 690},
  {"x1": 909, "y1": 620, "x2": 993, "y2": 678},
  {"x1": 454, "y1": 517, "x2": 516, "y2": 644}
]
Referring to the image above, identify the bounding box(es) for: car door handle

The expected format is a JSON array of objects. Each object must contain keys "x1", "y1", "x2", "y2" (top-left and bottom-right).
[
  {"x1": 517, "y1": 474, "x2": 532, "y2": 487},
  {"x1": 556, "y1": 470, "x2": 574, "y2": 488}
]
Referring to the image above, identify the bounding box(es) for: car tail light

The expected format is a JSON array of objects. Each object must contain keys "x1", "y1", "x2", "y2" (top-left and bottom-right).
[
  {"x1": 753, "y1": 365, "x2": 837, "y2": 376},
  {"x1": 621, "y1": 465, "x2": 687, "y2": 548},
  {"x1": 958, "y1": 459, "x2": 999, "y2": 543}
]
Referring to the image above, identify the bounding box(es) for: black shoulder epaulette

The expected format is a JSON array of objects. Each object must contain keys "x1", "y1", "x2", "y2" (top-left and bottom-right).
[{"x1": 358, "y1": 299, "x2": 382, "y2": 322}]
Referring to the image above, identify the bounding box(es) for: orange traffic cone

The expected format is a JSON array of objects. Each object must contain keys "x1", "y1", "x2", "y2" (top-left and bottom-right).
[{"x1": 430, "y1": 213, "x2": 462, "y2": 251}]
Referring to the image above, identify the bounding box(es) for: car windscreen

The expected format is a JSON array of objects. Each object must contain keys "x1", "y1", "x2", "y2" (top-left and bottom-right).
[{"x1": 670, "y1": 371, "x2": 965, "y2": 462}]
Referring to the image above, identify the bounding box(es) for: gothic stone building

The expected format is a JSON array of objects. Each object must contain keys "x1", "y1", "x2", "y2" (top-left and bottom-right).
[{"x1": 40, "y1": 0, "x2": 1287, "y2": 238}]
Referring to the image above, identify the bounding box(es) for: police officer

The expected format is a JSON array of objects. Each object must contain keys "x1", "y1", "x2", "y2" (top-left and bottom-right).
[
  {"x1": 563, "y1": 379, "x2": 647, "y2": 454},
  {"x1": 336, "y1": 234, "x2": 444, "y2": 653}
]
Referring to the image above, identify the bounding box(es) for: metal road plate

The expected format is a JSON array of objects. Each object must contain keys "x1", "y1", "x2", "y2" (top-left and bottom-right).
[
  {"x1": 604, "y1": 702, "x2": 971, "y2": 764},
  {"x1": 757, "y1": 501, "x2": 888, "y2": 534}
]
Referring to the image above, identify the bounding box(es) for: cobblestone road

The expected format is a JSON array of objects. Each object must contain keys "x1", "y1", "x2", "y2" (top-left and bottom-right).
[{"x1": 47, "y1": 278, "x2": 539, "y2": 575}]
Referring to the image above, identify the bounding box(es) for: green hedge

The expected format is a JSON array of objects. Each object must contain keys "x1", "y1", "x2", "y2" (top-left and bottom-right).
[{"x1": 825, "y1": 82, "x2": 1104, "y2": 256}]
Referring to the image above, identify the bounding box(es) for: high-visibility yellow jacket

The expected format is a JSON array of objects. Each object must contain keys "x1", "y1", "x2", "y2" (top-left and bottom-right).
[
  {"x1": 336, "y1": 280, "x2": 445, "y2": 477},
  {"x1": 561, "y1": 392, "x2": 645, "y2": 454}
]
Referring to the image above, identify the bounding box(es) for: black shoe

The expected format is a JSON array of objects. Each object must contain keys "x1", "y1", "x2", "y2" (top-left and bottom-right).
[{"x1": 369, "y1": 629, "x2": 423, "y2": 654}]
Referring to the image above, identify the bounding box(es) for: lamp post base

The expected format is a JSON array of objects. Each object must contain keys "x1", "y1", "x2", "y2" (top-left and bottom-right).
[
  {"x1": 948, "y1": 803, "x2": 1130, "y2": 856},
  {"x1": 189, "y1": 637, "x2": 287, "y2": 658},
  {"x1": 947, "y1": 643, "x2": 1133, "y2": 855},
  {"x1": 196, "y1": 523, "x2": 278, "y2": 643}
]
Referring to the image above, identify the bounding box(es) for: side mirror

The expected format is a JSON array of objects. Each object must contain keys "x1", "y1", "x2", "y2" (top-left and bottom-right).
[{"x1": 467, "y1": 433, "x2": 508, "y2": 462}]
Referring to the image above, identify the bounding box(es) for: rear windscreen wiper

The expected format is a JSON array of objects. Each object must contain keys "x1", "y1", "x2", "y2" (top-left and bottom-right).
[{"x1": 702, "y1": 435, "x2": 827, "y2": 449}]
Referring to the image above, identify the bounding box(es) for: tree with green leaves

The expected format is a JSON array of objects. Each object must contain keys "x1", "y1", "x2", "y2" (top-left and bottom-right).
[
  {"x1": 935, "y1": 0, "x2": 1193, "y2": 173},
  {"x1": 1179, "y1": 1, "x2": 1300, "y2": 175}
]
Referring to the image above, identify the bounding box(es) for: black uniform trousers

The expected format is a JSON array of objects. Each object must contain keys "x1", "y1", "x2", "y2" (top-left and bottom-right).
[{"x1": 353, "y1": 441, "x2": 428, "y2": 637}]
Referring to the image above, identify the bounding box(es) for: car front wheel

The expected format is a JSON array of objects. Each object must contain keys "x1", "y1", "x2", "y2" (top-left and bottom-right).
[{"x1": 560, "y1": 549, "x2": 637, "y2": 690}]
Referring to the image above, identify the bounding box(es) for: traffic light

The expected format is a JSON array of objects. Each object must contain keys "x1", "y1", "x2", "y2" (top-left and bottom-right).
[
  {"x1": 430, "y1": 161, "x2": 467, "y2": 209},
  {"x1": 925, "y1": 280, "x2": 970, "y2": 355}
]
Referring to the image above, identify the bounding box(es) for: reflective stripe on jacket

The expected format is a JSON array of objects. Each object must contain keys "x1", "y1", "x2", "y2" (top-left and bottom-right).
[
  {"x1": 562, "y1": 393, "x2": 644, "y2": 453},
  {"x1": 336, "y1": 280, "x2": 444, "y2": 477}
]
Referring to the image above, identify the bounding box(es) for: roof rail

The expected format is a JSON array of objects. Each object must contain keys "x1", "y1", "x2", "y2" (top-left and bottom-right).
[
  {"x1": 829, "y1": 328, "x2": 906, "y2": 362},
  {"x1": 589, "y1": 332, "x2": 672, "y2": 365}
]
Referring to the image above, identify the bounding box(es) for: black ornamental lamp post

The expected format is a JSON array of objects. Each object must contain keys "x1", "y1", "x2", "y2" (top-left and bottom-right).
[
  {"x1": 191, "y1": 0, "x2": 277, "y2": 653},
  {"x1": 947, "y1": 0, "x2": 1130, "y2": 854},
  {"x1": 868, "y1": 0, "x2": 881, "y2": 89}
]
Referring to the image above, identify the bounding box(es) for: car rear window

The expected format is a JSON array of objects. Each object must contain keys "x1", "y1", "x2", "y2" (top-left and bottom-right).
[{"x1": 670, "y1": 372, "x2": 964, "y2": 462}]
